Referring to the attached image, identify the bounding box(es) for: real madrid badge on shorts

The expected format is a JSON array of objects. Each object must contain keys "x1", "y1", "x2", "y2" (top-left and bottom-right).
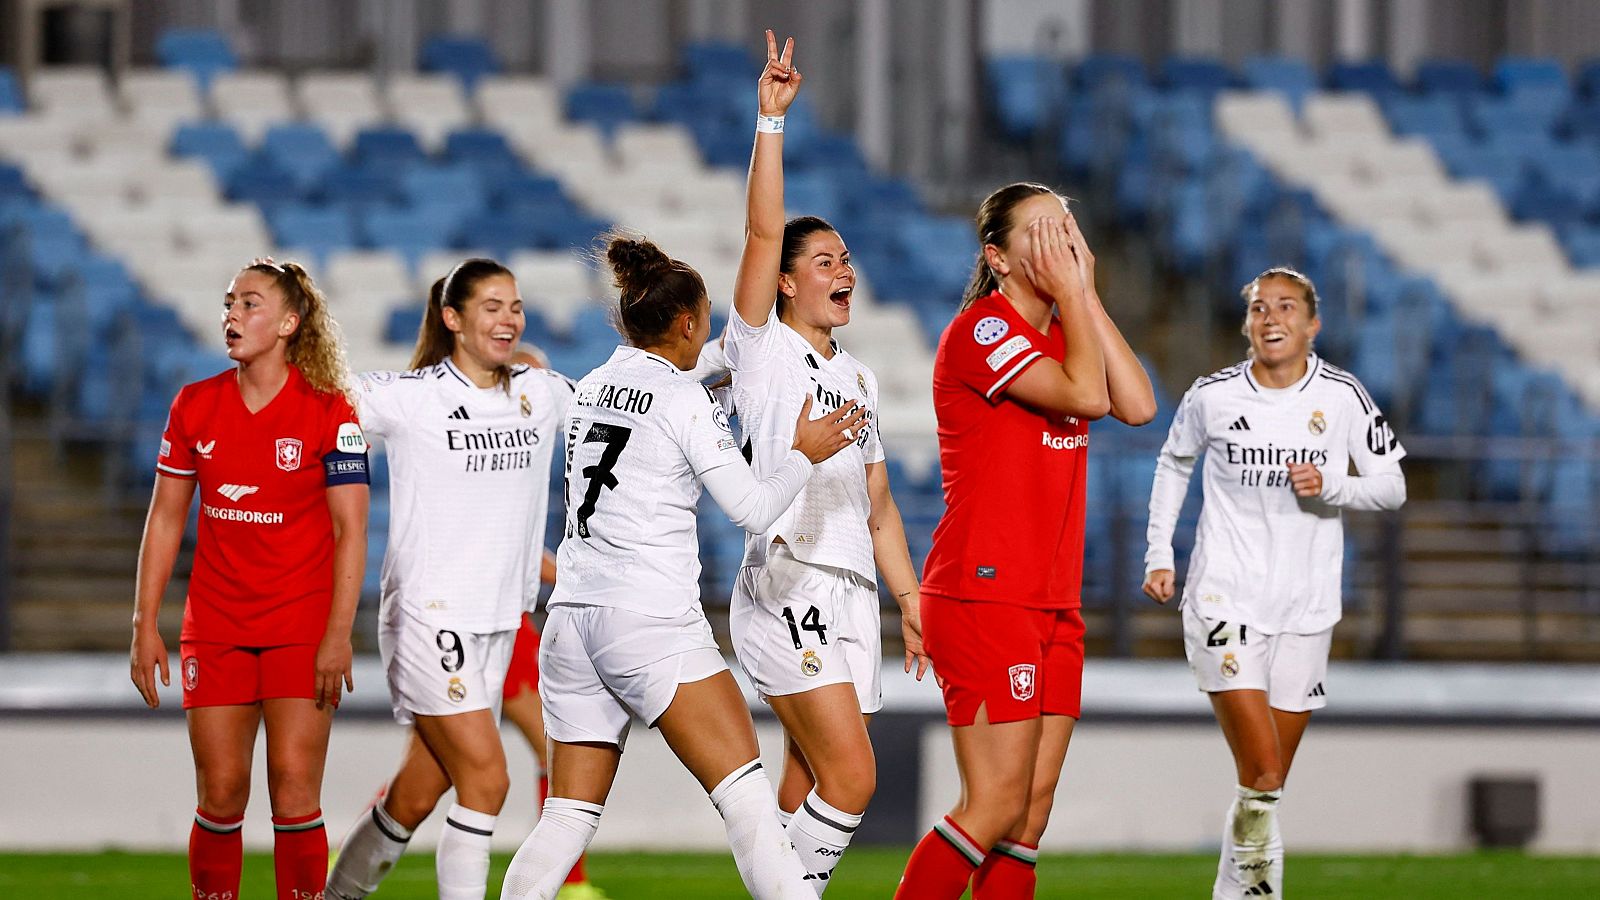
[
  {"x1": 1221, "y1": 652, "x2": 1240, "y2": 678},
  {"x1": 801, "y1": 649, "x2": 822, "y2": 677},
  {"x1": 447, "y1": 676, "x2": 468, "y2": 703}
]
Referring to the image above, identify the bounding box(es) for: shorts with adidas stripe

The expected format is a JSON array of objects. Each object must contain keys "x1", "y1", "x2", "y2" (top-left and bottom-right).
[{"x1": 1181, "y1": 602, "x2": 1330, "y2": 712}]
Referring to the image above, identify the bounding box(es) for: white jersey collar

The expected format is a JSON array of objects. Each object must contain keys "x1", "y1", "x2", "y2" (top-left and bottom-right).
[{"x1": 1244, "y1": 353, "x2": 1321, "y2": 396}]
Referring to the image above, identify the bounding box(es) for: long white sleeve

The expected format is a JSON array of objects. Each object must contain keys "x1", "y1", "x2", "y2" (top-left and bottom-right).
[
  {"x1": 701, "y1": 449, "x2": 812, "y2": 533},
  {"x1": 685, "y1": 337, "x2": 731, "y2": 385},
  {"x1": 1318, "y1": 469, "x2": 1406, "y2": 511},
  {"x1": 1144, "y1": 447, "x2": 1196, "y2": 574}
]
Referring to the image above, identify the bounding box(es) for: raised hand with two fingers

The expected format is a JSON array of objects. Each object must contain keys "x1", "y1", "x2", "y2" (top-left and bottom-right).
[{"x1": 758, "y1": 29, "x2": 802, "y2": 117}]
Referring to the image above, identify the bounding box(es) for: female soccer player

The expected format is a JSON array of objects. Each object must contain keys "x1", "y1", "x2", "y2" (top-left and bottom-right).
[
  {"x1": 499, "y1": 235, "x2": 864, "y2": 900},
  {"x1": 896, "y1": 185, "x2": 1156, "y2": 899},
  {"x1": 325, "y1": 259, "x2": 575, "y2": 900},
  {"x1": 130, "y1": 259, "x2": 369, "y2": 900},
  {"x1": 498, "y1": 343, "x2": 608, "y2": 900},
  {"x1": 726, "y1": 33, "x2": 930, "y2": 890},
  {"x1": 1142, "y1": 268, "x2": 1407, "y2": 898}
]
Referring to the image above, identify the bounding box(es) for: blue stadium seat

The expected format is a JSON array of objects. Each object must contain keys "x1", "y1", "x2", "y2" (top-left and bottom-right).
[
  {"x1": 226, "y1": 159, "x2": 304, "y2": 208},
  {"x1": 681, "y1": 41, "x2": 754, "y2": 83},
  {"x1": 0, "y1": 161, "x2": 28, "y2": 197},
  {"x1": 1074, "y1": 54, "x2": 1147, "y2": 89},
  {"x1": 155, "y1": 28, "x2": 237, "y2": 88},
  {"x1": 1329, "y1": 60, "x2": 1400, "y2": 95},
  {"x1": 442, "y1": 127, "x2": 522, "y2": 175},
  {"x1": 1561, "y1": 226, "x2": 1600, "y2": 267},
  {"x1": 261, "y1": 123, "x2": 341, "y2": 193},
  {"x1": 352, "y1": 126, "x2": 428, "y2": 173},
  {"x1": 361, "y1": 206, "x2": 455, "y2": 263},
  {"x1": 315, "y1": 163, "x2": 399, "y2": 208},
  {"x1": 171, "y1": 122, "x2": 249, "y2": 180},
  {"x1": 400, "y1": 165, "x2": 486, "y2": 210},
  {"x1": 985, "y1": 56, "x2": 1069, "y2": 141},
  {"x1": 488, "y1": 171, "x2": 566, "y2": 209},
  {"x1": 0, "y1": 66, "x2": 23, "y2": 114},
  {"x1": 1494, "y1": 56, "x2": 1567, "y2": 92},
  {"x1": 1242, "y1": 56, "x2": 1316, "y2": 107},
  {"x1": 270, "y1": 204, "x2": 357, "y2": 251},
  {"x1": 1468, "y1": 95, "x2": 1560, "y2": 138},
  {"x1": 565, "y1": 82, "x2": 636, "y2": 136},
  {"x1": 385, "y1": 306, "x2": 424, "y2": 344},
  {"x1": 419, "y1": 35, "x2": 498, "y2": 88},
  {"x1": 1162, "y1": 56, "x2": 1233, "y2": 95},
  {"x1": 1383, "y1": 95, "x2": 1467, "y2": 138},
  {"x1": 1415, "y1": 59, "x2": 1483, "y2": 94}
]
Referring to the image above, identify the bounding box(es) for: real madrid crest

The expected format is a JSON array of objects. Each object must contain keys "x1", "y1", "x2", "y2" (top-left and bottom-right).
[
  {"x1": 1221, "y1": 652, "x2": 1240, "y2": 678},
  {"x1": 800, "y1": 650, "x2": 822, "y2": 677},
  {"x1": 1308, "y1": 410, "x2": 1327, "y2": 435},
  {"x1": 857, "y1": 372, "x2": 867, "y2": 395},
  {"x1": 520, "y1": 393, "x2": 531, "y2": 417},
  {"x1": 447, "y1": 676, "x2": 468, "y2": 702}
]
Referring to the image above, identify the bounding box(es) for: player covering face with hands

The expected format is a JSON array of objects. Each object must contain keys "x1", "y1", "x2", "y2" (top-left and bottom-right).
[
  {"x1": 499, "y1": 234, "x2": 864, "y2": 900},
  {"x1": 724, "y1": 30, "x2": 932, "y2": 893},
  {"x1": 898, "y1": 183, "x2": 1155, "y2": 899},
  {"x1": 131, "y1": 259, "x2": 369, "y2": 900},
  {"x1": 1143, "y1": 268, "x2": 1406, "y2": 899}
]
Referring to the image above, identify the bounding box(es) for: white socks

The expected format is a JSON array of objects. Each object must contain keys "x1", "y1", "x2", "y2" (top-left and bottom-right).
[
  {"x1": 438, "y1": 803, "x2": 496, "y2": 900},
  {"x1": 1215, "y1": 785, "x2": 1283, "y2": 899},
  {"x1": 501, "y1": 798, "x2": 604, "y2": 900},
  {"x1": 709, "y1": 760, "x2": 813, "y2": 900},
  {"x1": 787, "y1": 789, "x2": 862, "y2": 894},
  {"x1": 326, "y1": 802, "x2": 412, "y2": 900}
]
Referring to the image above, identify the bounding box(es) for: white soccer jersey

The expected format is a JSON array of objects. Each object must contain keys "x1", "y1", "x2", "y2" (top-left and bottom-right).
[
  {"x1": 725, "y1": 312, "x2": 884, "y2": 583},
  {"x1": 1145, "y1": 355, "x2": 1406, "y2": 635},
  {"x1": 357, "y1": 359, "x2": 574, "y2": 633},
  {"x1": 551, "y1": 346, "x2": 751, "y2": 617}
]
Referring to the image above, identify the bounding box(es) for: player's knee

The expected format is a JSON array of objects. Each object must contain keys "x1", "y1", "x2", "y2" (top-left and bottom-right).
[
  {"x1": 816, "y1": 759, "x2": 875, "y2": 813},
  {"x1": 385, "y1": 781, "x2": 447, "y2": 828},
  {"x1": 265, "y1": 757, "x2": 323, "y2": 810},
  {"x1": 197, "y1": 772, "x2": 251, "y2": 819},
  {"x1": 453, "y1": 768, "x2": 511, "y2": 812}
]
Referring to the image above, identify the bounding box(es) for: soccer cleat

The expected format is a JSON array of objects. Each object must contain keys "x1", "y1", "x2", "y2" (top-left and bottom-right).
[{"x1": 555, "y1": 882, "x2": 611, "y2": 899}]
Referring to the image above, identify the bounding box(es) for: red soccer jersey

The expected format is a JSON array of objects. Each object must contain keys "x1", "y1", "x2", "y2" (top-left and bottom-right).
[
  {"x1": 921, "y1": 290, "x2": 1091, "y2": 609},
  {"x1": 156, "y1": 365, "x2": 369, "y2": 646}
]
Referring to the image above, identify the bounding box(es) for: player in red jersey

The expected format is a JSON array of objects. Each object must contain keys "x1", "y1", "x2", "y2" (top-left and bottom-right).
[
  {"x1": 895, "y1": 185, "x2": 1155, "y2": 899},
  {"x1": 130, "y1": 260, "x2": 369, "y2": 900}
]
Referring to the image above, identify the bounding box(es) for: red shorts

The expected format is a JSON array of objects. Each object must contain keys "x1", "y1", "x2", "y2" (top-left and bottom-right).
[
  {"x1": 921, "y1": 595, "x2": 1085, "y2": 727},
  {"x1": 502, "y1": 614, "x2": 541, "y2": 701},
  {"x1": 179, "y1": 641, "x2": 318, "y2": 709}
]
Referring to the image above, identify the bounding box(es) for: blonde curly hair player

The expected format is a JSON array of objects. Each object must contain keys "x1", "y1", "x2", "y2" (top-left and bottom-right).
[{"x1": 131, "y1": 258, "x2": 370, "y2": 900}]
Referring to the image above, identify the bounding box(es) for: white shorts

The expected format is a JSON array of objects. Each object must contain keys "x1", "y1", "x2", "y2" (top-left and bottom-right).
[
  {"x1": 538, "y1": 603, "x2": 728, "y2": 748},
  {"x1": 1181, "y1": 602, "x2": 1331, "y2": 712},
  {"x1": 730, "y1": 545, "x2": 883, "y2": 715},
  {"x1": 378, "y1": 604, "x2": 516, "y2": 725}
]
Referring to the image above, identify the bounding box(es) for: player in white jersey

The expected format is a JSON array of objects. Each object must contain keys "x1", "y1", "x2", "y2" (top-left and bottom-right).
[
  {"x1": 1142, "y1": 268, "x2": 1407, "y2": 899},
  {"x1": 327, "y1": 259, "x2": 575, "y2": 900},
  {"x1": 500, "y1": 235, "x2": 865, "y2": 900},
  {"x1": 722, "y1": 34, "x2": 930, "y2": 891}
]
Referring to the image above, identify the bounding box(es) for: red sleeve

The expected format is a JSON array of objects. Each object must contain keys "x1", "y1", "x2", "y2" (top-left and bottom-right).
[
  {"x1": 947, "y1": 309, "x2": 1045, "y2": 403},
  {"x1": 155, "y1": 388, "x2": 197, "y2": 479}
]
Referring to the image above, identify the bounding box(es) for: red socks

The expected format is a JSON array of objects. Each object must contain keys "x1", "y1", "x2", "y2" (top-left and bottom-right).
[
  {"x1": 972, "y1": 839, "x2": 1041, "y2": 898},
  {"x1": 191, "y1": 808, "x2": 244, "y2": 899},
  {"x1": 541, "y1": 771, "x2": 588, "y2": 885},
  {"x1": 272, "y1": 809, "x2": 327, "y2": 900},
  {"x1": 894, "y1": 816, "x2": 985, "y2": 899}
]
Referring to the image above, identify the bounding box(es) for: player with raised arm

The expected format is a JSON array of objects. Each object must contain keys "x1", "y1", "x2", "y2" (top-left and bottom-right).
[
  {"x1": 1142, "y1": 268, "x2": 1407, "y2": 899},
  {"x1": 726, "y1": 32, "x2": 931, "y2": 891},
  {"x1": 499, "y1": 235, "x2": 865, "y2": 900},
  {"x1": 896, "y1": 185, "x2": 1156, "y2": 899},
  {"x1": 130, "y1": 259, "x2": 369, "y2": 900},
  {"x1": 325, "y1": 259, "x2": 575, "y2": 900}
]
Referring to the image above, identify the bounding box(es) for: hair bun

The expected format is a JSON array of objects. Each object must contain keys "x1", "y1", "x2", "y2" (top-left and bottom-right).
[{"x1": 606, "y1": 237, "x2": 672, "y2": 297}]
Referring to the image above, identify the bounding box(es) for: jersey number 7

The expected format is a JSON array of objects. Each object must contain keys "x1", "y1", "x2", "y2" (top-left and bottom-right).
[{"x1": 571, "y1": 422, "x2": 632, "y2": 539}]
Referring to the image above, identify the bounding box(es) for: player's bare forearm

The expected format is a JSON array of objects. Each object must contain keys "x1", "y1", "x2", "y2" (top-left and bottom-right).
[
  {"x1": 1055, "y1": 290, "x2": 1111, "y2": 417},
  {"x1": 133, "y1": 476, "x2": 194, "y2": 628},
  {"x1": 540, "y1": 548, "x2": 558, "y2": 585},
  {"x1": 1089, "y1": 292, "x2": 1157, "y2": 426},
  {"x1": 323, "y1": 484, "x2": 369, "y2": 641},
  {"x1": 866, "y1": 465, "x2": 919, "y2": 613},
  {"x1": 732, "y1": 32, "x2": 797, "y2": 327}
]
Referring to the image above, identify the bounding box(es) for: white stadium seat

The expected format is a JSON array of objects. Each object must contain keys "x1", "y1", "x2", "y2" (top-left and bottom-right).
[
  {"x1": 210, "y1": 71, "x2": 296, "y2": 143},
  {"x1": 386, "y1": 74, "x2": 471, "y2": 153},
  {"x1": 297, "y1": 71, "x2": 385, "y2": 149}
]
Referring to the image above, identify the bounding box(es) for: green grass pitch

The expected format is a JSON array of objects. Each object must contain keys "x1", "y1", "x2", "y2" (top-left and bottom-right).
[{"x1": 3, "y1": 849, "x2": 1597, "y2": 898}]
